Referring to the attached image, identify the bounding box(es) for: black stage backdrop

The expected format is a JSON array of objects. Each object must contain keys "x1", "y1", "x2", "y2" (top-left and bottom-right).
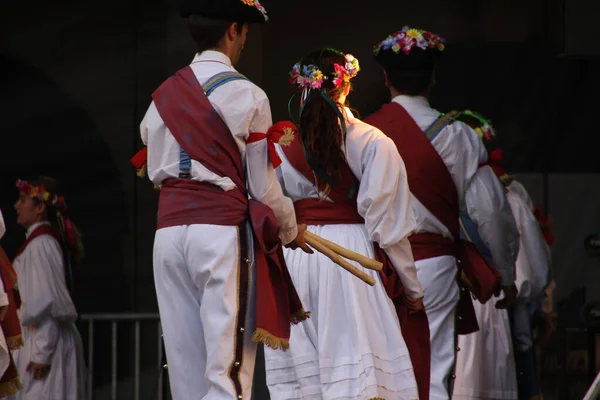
[{"x1": 1, "y1": 0, "x2": 599, "y2": 397}]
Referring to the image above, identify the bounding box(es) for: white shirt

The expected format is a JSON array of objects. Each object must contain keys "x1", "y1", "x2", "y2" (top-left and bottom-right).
[
  {"x1": 276, "y1": 108, "x2": 423, "y2": 299},
  {"x1": 507, "y1": 181, "x2": 551, "y2": 299},
  {"x1": 0, "y1": 210, "x2": 5, "y2": 240},
  {"x1": 140, "y1": 51, "x2": 297, "y2": 244},
  {"x1": 392, "y1": 95, "x2": 519, "y2": 285}
]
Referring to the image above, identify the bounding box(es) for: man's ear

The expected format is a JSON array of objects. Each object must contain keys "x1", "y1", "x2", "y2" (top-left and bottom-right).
[{"x1": 227, "y1": 22, "x2": 240, "y2": 42}]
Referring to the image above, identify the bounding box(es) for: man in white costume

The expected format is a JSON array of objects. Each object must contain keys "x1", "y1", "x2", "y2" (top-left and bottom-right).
[
  {"x1": 137, "y1": 1, "x2": 310, "y2": 399},
  {"x1": 507, "y1": 179, "x2": 551, "y2": 400},
  {"x1": 450, "y1": 111, "x2": 545, "y2": 400},
  {"x1": 366, "y1": 27, "x2": 520, "y2": 400}
]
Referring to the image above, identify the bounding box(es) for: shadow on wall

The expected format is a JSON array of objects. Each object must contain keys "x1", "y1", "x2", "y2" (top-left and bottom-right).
[{"x1": 0, "y1": 53, "x2": 128, "y2": 313}]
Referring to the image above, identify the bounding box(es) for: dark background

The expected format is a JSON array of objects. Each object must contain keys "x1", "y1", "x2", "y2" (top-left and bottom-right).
[{"x1": 1, "y1": 0, "x2": 600, "y2": 397}]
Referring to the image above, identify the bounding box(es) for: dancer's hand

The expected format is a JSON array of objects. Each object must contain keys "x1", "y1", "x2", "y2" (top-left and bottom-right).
[
  {"x1": 286, "y1": 224, "x2": 314, "y2": 254},
  {"x1": 27, "y1": 362, "x2": 51, "y2": 380},
  {"x1": 495, "y1": 284, "x2": 517, "y2": 309},
  {"x1": 0, "y1": 305, "x2": 8, "y2": 321},
  {"x1": 406, "y1": 296, "x2": 425, "y2": 314}
]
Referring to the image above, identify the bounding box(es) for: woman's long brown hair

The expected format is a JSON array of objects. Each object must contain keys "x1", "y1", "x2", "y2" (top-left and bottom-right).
[{"x1": 298, "y1": 49, "x2": 351, "y2": 195}]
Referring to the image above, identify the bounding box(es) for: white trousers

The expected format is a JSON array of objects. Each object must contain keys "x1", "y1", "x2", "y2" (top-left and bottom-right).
[
  {"x1": 153, "y1": 224, "x2": 257, "y2": 400},
  {"x1": 415, "y1": 255, "x2": 460, "y2": 400}
]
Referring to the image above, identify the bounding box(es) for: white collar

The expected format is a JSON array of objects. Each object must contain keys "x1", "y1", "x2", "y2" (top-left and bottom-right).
[
  {"x1": 26, "y1": 221, "x2": 50, "y2": 238},
  {"x1": 191, "y1": 50, "x2": 232, "y2": 67},
  {"x1": 391, "y1": 95, "x2": 431, "y2": 110}
]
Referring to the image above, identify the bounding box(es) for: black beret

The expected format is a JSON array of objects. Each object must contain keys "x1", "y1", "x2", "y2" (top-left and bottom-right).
[{"x1": 180, "y1": 0, "x2": 268, "y2": 24}]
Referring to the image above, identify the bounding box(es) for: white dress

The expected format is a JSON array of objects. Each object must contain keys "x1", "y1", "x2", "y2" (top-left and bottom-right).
[
  {"x1": 453, "y1": 173, "x2": 522, "y2": 400},
  {"x1": 265, "y1": 109, "x2": 421, "y2": 400},
  {"x1": 0, "y1": 210, "x2": 12, "y2": 391},
  {"x1": 9, "y1": 222, "x2": 85, "y2": 400}
]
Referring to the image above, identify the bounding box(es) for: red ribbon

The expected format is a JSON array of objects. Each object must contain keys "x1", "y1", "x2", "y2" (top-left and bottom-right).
[
  {"x1": 533, "y1": 204, "x2": 555, "y2": 246},
  {"x1": 248, "y1": 121, "x2": 298, "y2": 169},
  {"x1": 479, "y1": 148, "x2": 507, "y2": 178},
  {"x1": 130, "y1": 147, "x2": 148, "y2": 169}
]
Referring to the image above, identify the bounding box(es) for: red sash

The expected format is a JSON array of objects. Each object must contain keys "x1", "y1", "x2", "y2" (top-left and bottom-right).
[
  {"x1": 282, "y1": 132, "x2": 432, "y2": 400},
  {"x1": 365, "y1": 102, "x2": 499, "y2": 334},
  {"x1": 152, "y1": 66, "x2": 307, "y2": 352}
]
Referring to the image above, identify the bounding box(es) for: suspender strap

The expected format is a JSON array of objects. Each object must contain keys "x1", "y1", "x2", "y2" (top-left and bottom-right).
[
  {"x1": 423, "y1": 114, "x2": 454, "y2": 142},
  {"x1": 204, "y1": 71, "x2": 248, "y2": 96},
  {"x1": 179, "y1": 71, "x2": 249, "y2": 178}
]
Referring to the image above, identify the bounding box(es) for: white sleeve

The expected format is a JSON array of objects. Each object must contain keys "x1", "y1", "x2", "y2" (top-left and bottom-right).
[
  {"x1": 140, "y1": 104, "x2": 151, "y2": 146},
  {"x1": 244, "y1": 92, "x2": 298, "y2": 245},
  {"x1": 0, "y1": 210, "x2": 5, "y2": 240},
  {"x1": 434, "y1": 122, "x2": 488, "y2": 204},
  {"x1": 350, "y1": 131, "x2": 422, "y2": 298},
  {"x1": 0, "y1": 275, "x2": 7, "y2": 308},
  {"x1": 18, "y1": 237, "x2": 77, "y2": 327},
  {"x1": 465, "y1": 166, "x2": 519, "y2": 286},
  {"x1": 30, "y1": 318, "x2": 60, "y2": 365},
  {"x1": 508, "y1": 193, "x2": 551, "y2": 300}
]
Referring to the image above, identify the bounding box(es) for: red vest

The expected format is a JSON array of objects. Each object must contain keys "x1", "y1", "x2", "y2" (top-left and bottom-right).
[
  {"x1": 151, "y1": 66, "x2": 307, "y2": 354},
  {"x1": 281, "y1": 128, "x2": 432, "y2": 400}
]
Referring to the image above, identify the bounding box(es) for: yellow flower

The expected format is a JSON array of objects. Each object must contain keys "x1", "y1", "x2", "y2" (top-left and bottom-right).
[
  {"x1": 391, "y1": 43, "x2": 401, "y2": 52},
  {"x1": 406, "y1": 29, "x2": 421, "y2": 39},
  {"x1": 43, "y1": 192, "x2": 50, "y2": 201},
  {"x1": 437, "y1": 42, "x2": 445, "y2": 51}
]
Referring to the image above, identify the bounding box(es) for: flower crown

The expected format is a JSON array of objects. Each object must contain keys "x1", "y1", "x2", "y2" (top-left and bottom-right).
[
  {"x1": 462, "y1": 110, "x2": 496, "y2": 142},
  {"x1": 239, "y1": 0, "x2": 268, "y2": 20},
  {"x1": 373, "y1": 26, "x2": 446, "y2": 56},
  {"x1": 16, "y1": 179, "x2": 67, "y2": 212},
  {"x1": 289, "y1": 54, "x2": 360, "y2": 90}
]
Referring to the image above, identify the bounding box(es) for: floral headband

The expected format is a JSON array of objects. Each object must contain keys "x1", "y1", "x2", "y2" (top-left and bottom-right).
[
  {"x1": 461, "y1": 110, "x2": 496, "y2": 143},
  {"x1": 289, "y1": 54, "x2": 360, "y2": 90},
  {"x1": 373, "y1": 26, "x2": 446, "y2": 56},
  {"x1": 16, "y1": 180, "x2": 67, "y2": 212},
  {"x1": 239, "y1": 0, "x2": 268, "y2": 21}
]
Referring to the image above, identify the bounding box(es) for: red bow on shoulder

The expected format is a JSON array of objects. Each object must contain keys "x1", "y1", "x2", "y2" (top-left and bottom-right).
[
  {"x1": 248, "y1": 121, "x2": 297, "y2": 168},
  {"x1": 130, "y1": 147, "x2": 148, "y2": 177}
]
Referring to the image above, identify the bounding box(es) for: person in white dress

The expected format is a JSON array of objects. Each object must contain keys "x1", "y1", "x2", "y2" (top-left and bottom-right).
[
  {"x1": 264, "y1": 48, "x2": 423, "y2": 400},
  {"x1": 451, "y1": 111, "x2": 547, "y2": 400},
  {"x1": 0, "y1": 210, "x2": 21, "y2": 398},
  {"x1": 9, "y1": 177, "x2": 85, "y2": 400}
]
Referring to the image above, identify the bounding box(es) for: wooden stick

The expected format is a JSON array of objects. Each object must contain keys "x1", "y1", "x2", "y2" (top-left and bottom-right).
[
  {"x1": 305, "y1": 231, "x2": 383, "y2": 271},
  {"x1": 305, "y1": 236, "x2": 376, "y2": 286}
]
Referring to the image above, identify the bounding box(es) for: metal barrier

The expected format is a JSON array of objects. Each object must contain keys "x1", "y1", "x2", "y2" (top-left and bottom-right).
[{"x1": 79, "y1": 313, "x2": 163, "y2": 400}]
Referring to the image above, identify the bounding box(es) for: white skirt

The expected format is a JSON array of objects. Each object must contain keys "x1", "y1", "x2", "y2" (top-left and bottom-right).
[
  {"x1": 10, "y1": 322, "x2": 85, "y2": 400},
  {"x1": 265, "y1": 224, "x2": 419, "y2": 400},
  {"x1": 453, "y1": 297, "x2": 518, "y2": 400}
]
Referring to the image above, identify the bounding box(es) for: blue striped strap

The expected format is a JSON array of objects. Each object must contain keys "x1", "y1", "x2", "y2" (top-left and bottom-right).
[
  {"x1": 178, "y1": 71, "x2": 248, "y2": 177},
  {"x1": 459, "y1": 209, "x2": 493, "y2": 263},
  {"x1": 423, "y1": 113, "x2": 454, "y2": 142}
]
